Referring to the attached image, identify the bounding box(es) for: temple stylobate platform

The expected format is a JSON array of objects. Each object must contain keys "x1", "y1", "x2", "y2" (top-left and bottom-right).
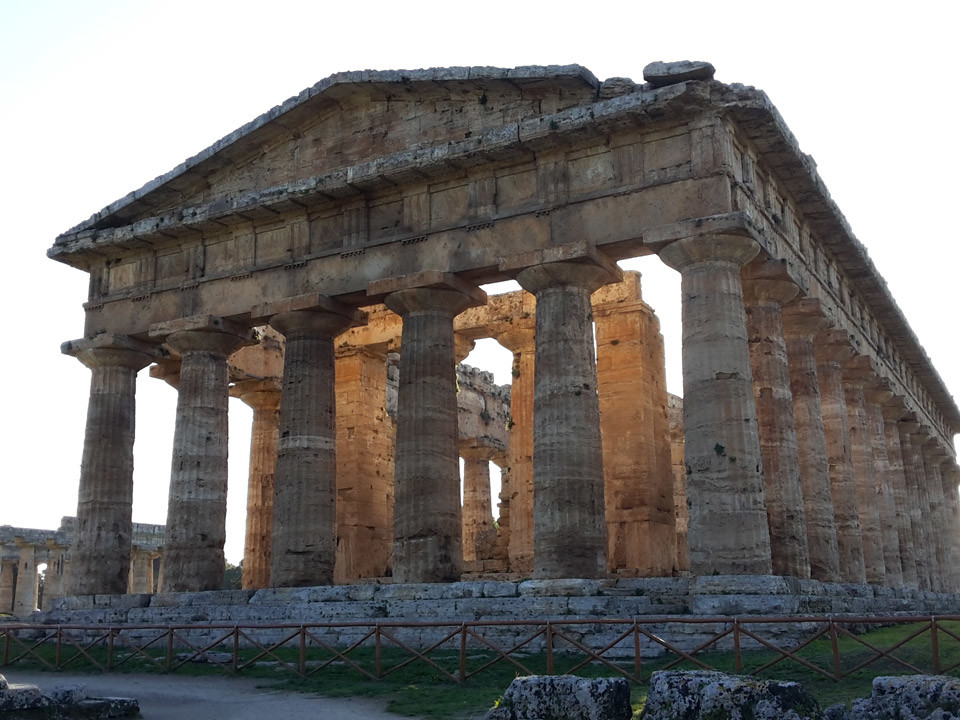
[{"x1": 47, "y1": 61, "x2": 960, "y2": 603}]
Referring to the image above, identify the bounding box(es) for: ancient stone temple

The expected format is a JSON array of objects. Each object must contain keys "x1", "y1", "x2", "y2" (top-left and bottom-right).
[{"x1": 48, "y1": 61, "x2": 960, "y2": 598}]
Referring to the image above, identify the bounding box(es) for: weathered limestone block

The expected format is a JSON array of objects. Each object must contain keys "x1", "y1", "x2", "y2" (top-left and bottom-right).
[
  {"x1": 659, "y1": 233, "x2": 772, "y2": 576},
  {"x1": 837, "y1": 675, "x2": 960, "y2": 720},
  {"x1": 865, "y1": 386, "x2": 903, "y2": 587},
  {"x1": 641, "y1": 671, "x2": 823, "y2": 720},
  {"x1": 377, "y1": 274, "x2": 486, "y2": 583},
  {"x1": 815, "y1": 330, "x2": 866, "y2": 583},
  {"x1": 668, "y1": 395, "x2": 689, "y2": 571},
  {"x1": 642, "y1": 60, "x2": 716, "y2": 87},
  {"x1": 495, "y1": 323, "x2": 536, "y2": 575},
  {"x1": 266, "y1": 303, "x2": 360, "y2": 588},
  {"x1": 843, "y1": 358, "x2": 886, "y2": 585},
  {"x1": 743, "y1": 264, "x2": 810, "y2": 579},
  {"x1": 150, "y1": 316, "x2": 252, "y2": 592},
  {"x1": 782, "y1": 299, "x2": 841, "y2": 582},
  {"x1": 335, "y1": 345, "x2": 395, "y2": 582},
  {"x1": 483, "y1": 675, "x2": 632, "y2": 720},
  {"x1": 883, "y1": 406, "x2": 919, "y2": 589},
  {"x1": 232, "y1": 378, "x2": 281, "y2": 590},
  {"x1": 62, "y1": 334, "x2": 156, "y2": 596},
  {"x1": 594, "y1": 273, "x2": 677, "y2": 577},
  {"x1": 515, "y1": 256, "x2": 620, "y2": 579}
]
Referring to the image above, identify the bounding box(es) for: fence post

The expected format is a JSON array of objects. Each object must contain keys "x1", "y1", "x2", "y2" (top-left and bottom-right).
[
  {"x1": 634, "y1": 621, "x2": 641, "y2": 682},
  {"x1": 931, "y1": 617, "x2": 941, "y2": 674},
  {"x1": 166, "y1": 629, "x2": 173, "y2": 672},
  {"x1": 733, "y1": 619, "x2": 742, "y2": 674},
  {"x1": 459, "y1": 624, "x2": 467, "y2": 684},
  {"x1": 830, "y1": 619, "x2": 841, "y2": 679},
  {"x1": 299, "y1": 626, "x2": 306, "y2": 677},
  {"x1": 546, "y1": 623, "x2": 554, "y2": 676},
  {"x1": 56, "y1": 627, "x2": 62, "y2": 669},
  {"x1": 2, "y1": 630, "x2": 8, "y2": 666},
  {"x1": 108, "y1": 629, "x2": 115, "y2": 670},
  {"x1": 375, "y1": 625, "x2": 382, "y2": 679},
  {"x1": 233, "y1": 626, "x2": 239, "y2": 674}
]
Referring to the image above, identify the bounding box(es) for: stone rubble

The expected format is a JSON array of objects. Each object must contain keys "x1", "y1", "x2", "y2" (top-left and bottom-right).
[
  {"x1": 482, "y1": 675, "x2": 632, "y2": 720},
  {"x1": 0, "y1": 674, "x2": 139, "y2": 719},
  {"x1": 825, "y1": 675, "x2": 960, "y2": 720}
]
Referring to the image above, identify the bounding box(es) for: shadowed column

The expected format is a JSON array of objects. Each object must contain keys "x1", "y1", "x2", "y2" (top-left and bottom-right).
[
  {"x1": 815, "y1": 330, "x2": 866, "y2": 583},
  {"x1": 882, "y1": 403, "x2": 918, "y2": 588},
  {"x1": 940, "y1": 463, "x2": 960, "y2": 593},
  {"x1": 782, "y1": 299, "x2": 841, "y2": 582},
  {"x1": 864, "y1": 382, "x2": 903, "y2": 587},
  {"x1": 461, "y1": 446, "x2": 496, "y2": 564},
  {"x1": 63, "y1": 334, "x2": 156, "y2": 596},
  {"x1": 13, "y1": 544, "x2": 37, "y2": 616},
  {"x1": 233, "y1": 379, "x2": 281, "y2": 590},
  {"x1": 743, "y1": 262, "x2": 809, "y2": 579},
  {"x1": 1, "y1": 558, "x2": 17, "y2": 613},
  {"x1": 921, "y1": 436, "x2": 948, "y2": 592},
  {"x1": 659, "y1": 233, "x2": 772, "y2": 575},
  {"x1": 515, "y1": 257, "x2": 620, "y2": 579},
  {"x1": 264, "y1": 302, "x2": 361, "y2": 588},
  {"x1": 898, "y1": 420, "x2": 930, "y2": 590},
  {"x1": 151, "y1": 316, "x2": 252, "y2": 592},
  {"x1": 375, "y1": 273, "x2": 486, "y2": 583}
]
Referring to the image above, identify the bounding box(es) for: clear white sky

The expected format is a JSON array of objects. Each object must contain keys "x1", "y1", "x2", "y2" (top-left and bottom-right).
[{"x1": 1, "y1": 1, "x2": 957, "y2": 565}]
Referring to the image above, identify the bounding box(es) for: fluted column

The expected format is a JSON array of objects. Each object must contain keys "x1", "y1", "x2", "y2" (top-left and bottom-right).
[
  {"x1": 232, "y1": 379, "x2": 281, "y2": 590},
  {"x1": 62, "y1": 334, "x2": 155, "y2": 596},
  {"x1": 151, "y1": 317, "x2": 251, "y2": 592},
  {"x1": 267, "y1": 307, "x2": 358, "y2": 587},
  {"x1": 782, "y1": 299, "x2": 841, "y2": 582},
  {"x1": 843, "y1": 358, "x2": 885, "y2": 585},
  {"x1": 594, "y1": 272, "x2": 676, "y2": 577},
  {"x1": 495, "y1": 325, "x2": 536, "y2": 574},
  {"x1": 920, "y1": 438, "x2": 947, "y2": 592},
  {"x1": 883, "y1": 405, "x2": 918, "y2": 588},
  {"x1": 334, "y1": 344, "x2": 395, "y2": 582},
  {"x1": 815, "y1": 331, "x2": 866, "y2": 582},
  {"x1": 743, "y1": 264, "x2": 809, "y2": 578},
  {"x1": 940, "y1": 463, "x2": 960, "y2": 593},
  {"x1": 516, "y1": 259, "x2": 619, "y2": 579},
  {"x1": 128, "y1": 548, "x2": 155, "y2": 594},
  {"x1": 0, "y1": 558, "x2": 16, "y2": 612},
  {"x1": 461, "y1": 446, "x2": 496, "y2": 564},
  {"x1": 659, "y1": 233, "x2": 771, "y2": 575},
  {"x1": 864, "y1": 383, "x2": 903, "y2": 587},
  {"x1": 898, "y1": 421, "x2": 930, "y2": 589},
  {"x1": 13, "y1": 544, "x2": 37, "y2": 616},
  {"x1": 380, "y1": 276, "x2": 486, "y2": 582}
]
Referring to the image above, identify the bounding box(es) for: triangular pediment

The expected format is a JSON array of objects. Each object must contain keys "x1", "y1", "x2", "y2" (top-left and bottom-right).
[{"x1": 63, "y1": 65, "x2": 600, "y2": 235}]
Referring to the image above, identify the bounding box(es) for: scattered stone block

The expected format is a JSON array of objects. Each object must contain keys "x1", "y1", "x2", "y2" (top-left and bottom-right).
[
  {"x1": 640, "y1": 670, "x2": 823, "y2": 719},
  {"x1": 642, "y1": 60, "x2": 715, "y2": 87},
  {"x1": 483, "y1": 675, "x2": 632, "y2": 720},
  {"x1": 828, "y1": 675, "x2": 960, "y2": 720}
]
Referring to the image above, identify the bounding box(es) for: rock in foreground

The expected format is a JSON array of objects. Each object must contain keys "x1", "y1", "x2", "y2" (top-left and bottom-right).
[
  {"x1": 0, "y1": 674, "x2": 139, "y2": 719},
  {"x1": 483, "y1": 675, "x2": 632, "y2": 720},
  {"x1": 640, "y1": 670, "x2": 823, "y2": 719},
  {"x1": 827, "y1": 675, "x2": 960, "y2": 720}
]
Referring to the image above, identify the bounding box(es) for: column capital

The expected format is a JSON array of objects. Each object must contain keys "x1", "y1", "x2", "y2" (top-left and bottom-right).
[
  {"x1": 843, "y1": 355, "x2": 879, "y2": 387},
  {"x1": 814, "y1": 329, "x2": 856, "y2": 366},
  {"x1": 782, "y1": 298, "x2": 832, "y2": 340},
  {"x1": 454, "y1": 333, "x2": 476, "y2": 363},
  {"x1": 230, "y1": 378, "x2": 282, "y2": 411},
  {"x1": 495, "y1": 324, "x2": 536, "y2": 353},
  {"x1": 251, "y1": 293, "x2": 366, "y2": 329},
  {"x1": 658, "y1": 232, "x2": 760, "y2": 272},
  {"x1": 741, "y1": 259, "x2": 800, "y2": 307},
  {"x1": 460, "y1": 443, "x2": 499, "y2": 462},
  {"x1": 368, "y1": 270, "x2": 487, "y2": 311},
  {"x1": 149, "y1": 359, "x2": 181, "y2": 389},
  {"x1": 63, "y1": 333, "x2": 162, "y2": 371},
  {"x1": 269, "y1": 309, "x2": 358, "y2": 338},
  {"x1": 499, "y1": 241, "x2": 621, "y2": 292},
  {"x1": 150, "y1": 314, "x2": 254, "y2": 356}
]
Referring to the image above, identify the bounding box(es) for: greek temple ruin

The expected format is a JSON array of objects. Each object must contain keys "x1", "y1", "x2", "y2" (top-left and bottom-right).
[{"x1": 45, "y1": 61, "x2": 960, "y2": 607}]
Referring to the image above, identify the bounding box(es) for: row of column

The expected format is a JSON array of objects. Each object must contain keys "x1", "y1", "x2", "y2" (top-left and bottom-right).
[{"x1": 64, "y1": 234, "x2": 960, "y2": 593}]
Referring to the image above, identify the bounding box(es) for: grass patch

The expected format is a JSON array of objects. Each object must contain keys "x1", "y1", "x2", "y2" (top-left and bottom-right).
[{"x1": 2, "y1": 621, "x2": 958, "y2": 718}]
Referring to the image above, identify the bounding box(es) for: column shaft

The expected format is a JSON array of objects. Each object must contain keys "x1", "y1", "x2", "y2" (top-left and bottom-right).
[
  {"x1": 461, "y1": 449, "x2": 495, "y2": 564},
  {"x1": 883, "y1": 413, "x2": 918, "y2": 588},
  {"x1": 161, "y1": 329, "x2": 248, "y2": 592},
  {"x1": 13, "y1": 545, "x2": 37, "y2": 616},
  {"x1": 517, "y1": 261, "x2": 614, "y2": 578},
  {"x1": 386, "y1": 287, "x2": 476, "y2": 582},
  {"x1": 0, "y1": 559, "x2": 16, "y2": 613},
  {"x1": 865, "y1": 397, "x2": 902, "y2": 587},
  {"x1": 659, "y1": 235, "x2": 772, "y2": 575},
  {"x1": 941, "y1": 466, "x2": 960, "y2": 593},
  {"x1": 66, "y1": 339, "x2": 152, "y2": 595},
  {"x1": 921, "y1": 448, "x2": 947, "y2": 592},
  {"x1": 898, "y1": 423, "x2": 930, "y2": 589}
]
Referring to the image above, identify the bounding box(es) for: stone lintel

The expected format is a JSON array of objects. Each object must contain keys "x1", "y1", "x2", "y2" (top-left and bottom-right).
[
  {"x1": 499, "y1": 241, "x2": 622, "y2": 285},
  {"x1": 61, "y1": 333, "x2": 165, "y2": 360},
  {"x1": 250, "y1": 293, "x2": 366, "y2": 327},
  {"x1": 148, "y1": 314, "x2": 253, "y2": 343},
  {"x1": 367, "y1": 270, "x2": 487, "y2": 307}
]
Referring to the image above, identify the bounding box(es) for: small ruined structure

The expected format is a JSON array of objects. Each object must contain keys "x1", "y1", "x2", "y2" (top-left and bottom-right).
[
  {"x1": 0, "y1": 518, "x2": 163, "y2": 613},
  {"x1": 47, "y1": 61, "x2": 960, "y2": 600}
]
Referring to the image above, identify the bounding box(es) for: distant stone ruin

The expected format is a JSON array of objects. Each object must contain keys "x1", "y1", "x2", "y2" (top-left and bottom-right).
[{"x1": 45, "y1": 60, "x2": 959, "y2": 603}]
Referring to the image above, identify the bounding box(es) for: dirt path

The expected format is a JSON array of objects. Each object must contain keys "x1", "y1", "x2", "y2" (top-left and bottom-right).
[{"x1": 2, "y1": 670, "x2": 416, "y2": 720}]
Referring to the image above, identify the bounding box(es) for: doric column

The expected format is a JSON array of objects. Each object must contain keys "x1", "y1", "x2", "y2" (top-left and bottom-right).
[
  {"x1": 40, "y1": 551, "x2": 68, "y2": 607},
  {"x1": 920, "y1": 436, "x2": 948, "y2": 592},
  {"x1": 232, "y1": 379, "x2": 281, "y2": 590},
  {"x1": 62, "y1": 334, "x2": 156, "y2": 596},
  {"x1": 495, "y1": 324, "x2": 536, "y2": 574},
  {"x1": 864, "y1": 382, "x2": 903, "y2": 587},
  {"x1": 594, "y1": 272, "x2": 677, "y2": 577},
  {"x1": 0, "y1": 557, "x2": 16, "y2": 613},
  {"x1": 150, "y1": 315, "x2": 252, "y2": 592},
  {"x1": 334, "y1": 344, "x2": 395, "y2": 582},
  {"x1": 127, "y1": 548, "x2": 155, "y2": 594},
  {"x1": 668, "y1": 397, "x2": 689, "y2": 572},
  {"x1": 898, "y1": 420, "x2": 930, "y2": 589},
  {"x1": 371, "y1": 272, "x2": 486, "y2": 583},
  {"x1": 883, "y1": 403, "x2": 918, "y2": 588},
  {"x1": 940, "y1": 463, "x2": 960, "y2": 593},
  {"x1": 782, "y1": 298, "x2": 841, "y2": 582},
  {"x1": 742, "y1": 262, "x2": 810, "y2": 578},
  {"x1": 13, "y1": 544, "x2": 37, "y2": 616},
  {"x1": 814, "y1": 330, "x2": 866, "y2": 583},
  {"x1": 461, "y1": 445, "x2": 496, "y2": 564},
  {"x1": 513, "y1": 255, "x2": 620, "y2": 579},
  {"x1": 659, "y1": 233, "x2": 772, "y2": 575},
  {"x1": 257, "y1": 298, "x2": 363, "y2": 588}
]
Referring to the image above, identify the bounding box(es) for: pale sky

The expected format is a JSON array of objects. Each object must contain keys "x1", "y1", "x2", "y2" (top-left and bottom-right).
[{"x1": 1, "y1": 1, "x2": 957, "y2": 565}]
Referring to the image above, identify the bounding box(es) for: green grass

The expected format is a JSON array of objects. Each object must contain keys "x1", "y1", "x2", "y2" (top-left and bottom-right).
[{"x1": 3, "y1": 621, "x2": 959, "y2": 719}]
